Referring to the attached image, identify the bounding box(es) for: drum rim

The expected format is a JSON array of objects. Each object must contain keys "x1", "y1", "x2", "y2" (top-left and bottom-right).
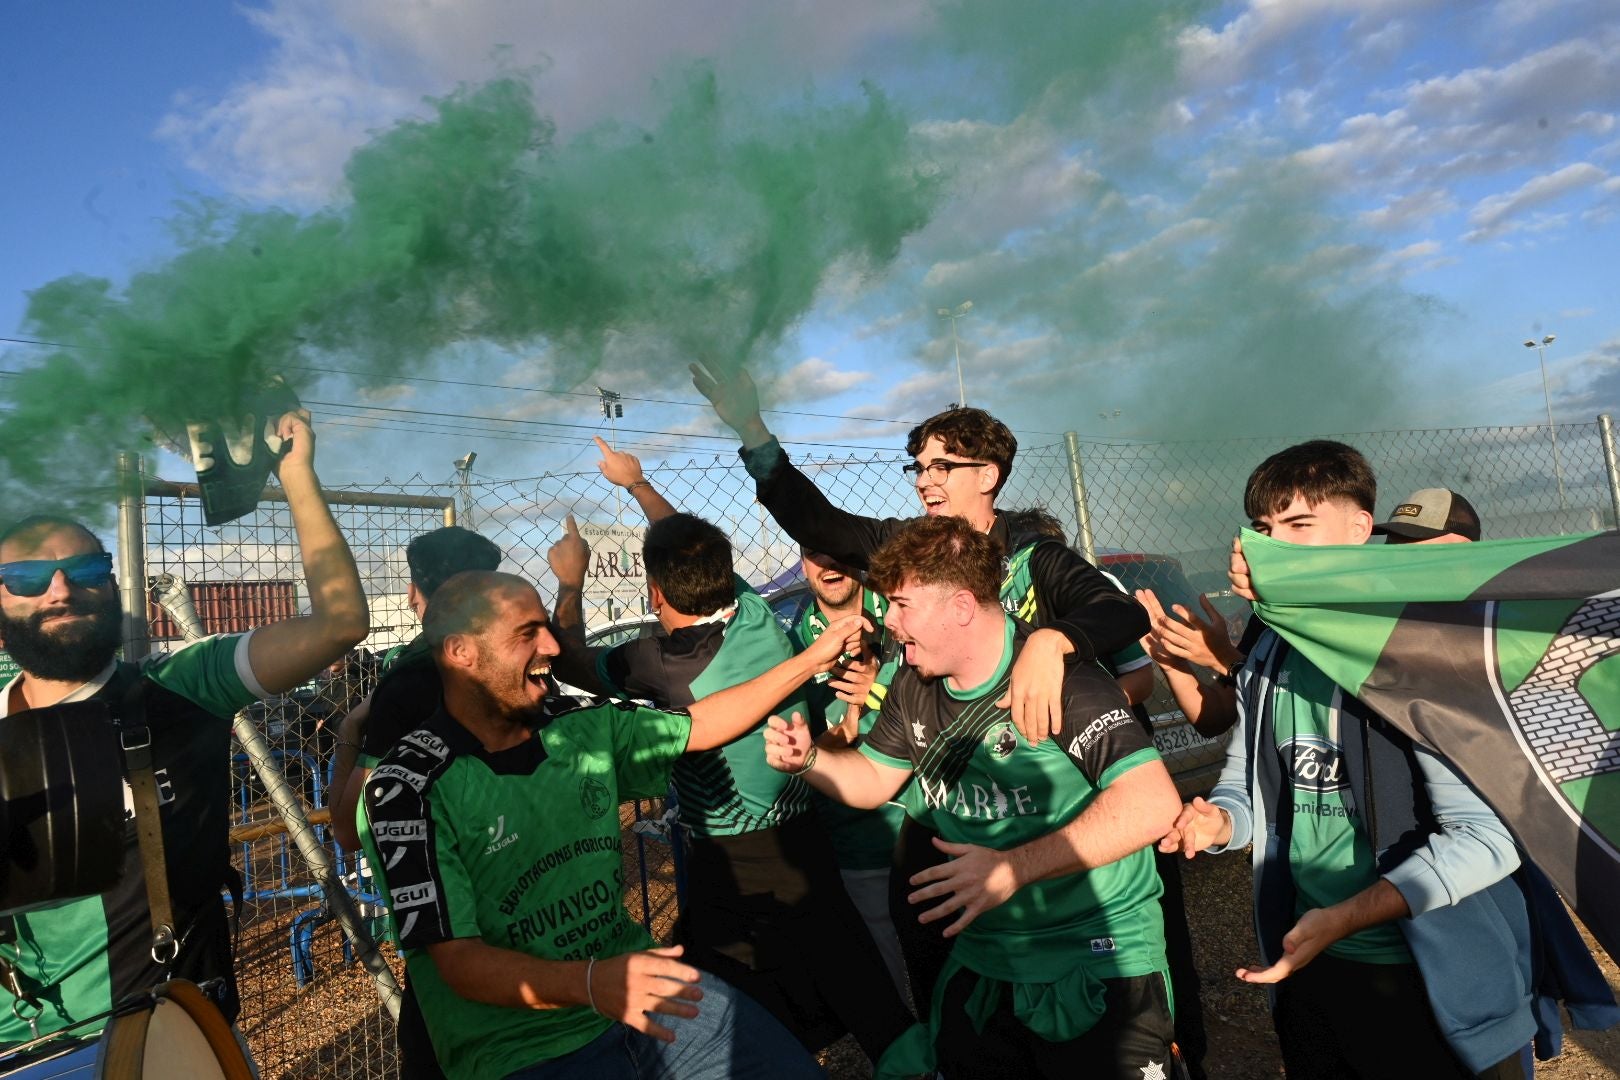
[{"x1": 95, "y1": 980, "x2": 251, "y2": 1080}]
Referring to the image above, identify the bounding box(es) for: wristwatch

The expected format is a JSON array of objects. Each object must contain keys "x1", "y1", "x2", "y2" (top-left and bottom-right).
[{"x1": 1213, "y1": 658, "x2": 1244, "y2": 688}]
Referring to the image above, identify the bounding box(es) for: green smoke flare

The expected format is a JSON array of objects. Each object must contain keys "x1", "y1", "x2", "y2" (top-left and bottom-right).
[{"x1": 2, "y1": 68, "x2": 940, "y2": 522}]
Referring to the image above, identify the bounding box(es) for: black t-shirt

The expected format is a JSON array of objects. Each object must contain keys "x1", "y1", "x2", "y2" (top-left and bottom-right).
[{"x1": 360, "y1": 636, "x2": 441, "y2": 765}]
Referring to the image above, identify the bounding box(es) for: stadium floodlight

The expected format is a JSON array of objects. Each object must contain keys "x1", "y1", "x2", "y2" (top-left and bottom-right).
[{"x1": 1522, "y1": 334, "x2": 1566, "y2": 509}]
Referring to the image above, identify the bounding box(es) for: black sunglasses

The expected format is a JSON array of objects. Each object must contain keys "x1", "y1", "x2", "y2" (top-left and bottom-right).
[{"x1": 0, "y1": 553, "x2": 115, "y2": 597}]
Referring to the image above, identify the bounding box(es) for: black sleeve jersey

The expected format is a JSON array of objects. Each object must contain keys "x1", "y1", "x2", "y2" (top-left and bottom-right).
[
  {"x1": 598, "y1": 622, "x2": 727, "y2": 710},
  {"x1": 362, "y1": 650, "x2": 444, "y2": 762},
  {"x1": 1025, "y1": 540, "x2": 1150, "y2": 661},
  {"x1": 745, "y1": 440, "x2": 910, "y2": 570},
  {"x1": 864, "y1": 629, "x2": 1154, "y2": 791}
]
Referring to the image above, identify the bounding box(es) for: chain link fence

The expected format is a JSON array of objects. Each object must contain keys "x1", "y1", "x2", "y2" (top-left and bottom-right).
[{"x1": 124, "y1": 416, "x2": 1619, "y2": 1079}]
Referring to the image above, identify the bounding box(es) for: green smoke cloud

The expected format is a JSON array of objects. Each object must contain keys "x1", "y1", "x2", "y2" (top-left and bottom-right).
[{"x1": 2, "y1": 67, "x2": 940, "y2": 522}]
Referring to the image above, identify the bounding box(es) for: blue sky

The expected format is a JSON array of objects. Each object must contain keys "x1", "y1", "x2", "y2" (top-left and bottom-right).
[{"x1": 3, "y1": 0, "x2": 1618, "y2": 488}]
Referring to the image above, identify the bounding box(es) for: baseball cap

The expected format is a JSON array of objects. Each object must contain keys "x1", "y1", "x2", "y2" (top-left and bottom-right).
[{"x1": 1374, "y1": 488, "x2": 1481, "y2": 543}]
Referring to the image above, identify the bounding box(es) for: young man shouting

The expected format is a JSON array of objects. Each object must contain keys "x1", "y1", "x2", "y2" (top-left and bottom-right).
[{"x1": 765, "y1": 516, "x2": 1180, "y2": 1079}]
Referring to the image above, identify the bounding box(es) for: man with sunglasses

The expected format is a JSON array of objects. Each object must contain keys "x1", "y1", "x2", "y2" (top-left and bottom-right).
[{"x1": 0, "y1": 410, "x2": 368, "y2": 1050}]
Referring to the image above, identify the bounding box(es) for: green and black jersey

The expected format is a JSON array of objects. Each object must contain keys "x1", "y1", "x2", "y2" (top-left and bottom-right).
[
  {"x1": 788, "y1": 590, "x2": 906, "y2": 872},
  {"x1": 0, "y1": 635, "x2": 264, "y2": 1046},
  {"x1": 363, "y1": 700, "x2": 692, "y2": 1080},
  {"x1": 596, "y1": 579, "x2": 812, "y2": 839},
  {"x1": 859, "y1": 618, "x2": 1167, "y2": 985}
]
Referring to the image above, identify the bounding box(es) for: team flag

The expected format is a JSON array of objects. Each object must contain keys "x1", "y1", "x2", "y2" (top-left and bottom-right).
[{"x1": 1243, "y1": 528, "x2": 1620, "y2": 963}]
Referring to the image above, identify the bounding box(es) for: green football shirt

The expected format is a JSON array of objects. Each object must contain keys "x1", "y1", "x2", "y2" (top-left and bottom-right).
[
  {"x1": 860, "y1": 618, "x2": 1166, "y2": 985},
  {"x1": 598, "y1": 579, "x2": 812, "y2": 838},
  {"x1": 363, "y1": 700, "x2": 692, "y2": 1080},
  {"x1": 788, "y1": 588, "x2": 905, "y2": 871},
  {"x1": 1272, "y1": 652, "x2": 1412, "y2": 964}
]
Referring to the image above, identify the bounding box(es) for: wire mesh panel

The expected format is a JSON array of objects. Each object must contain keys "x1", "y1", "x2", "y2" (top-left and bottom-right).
[
  {"x1": 140, "y1": 479, "x2": 458, "y2": 1080},
  {"x1": 131, "y1": 416, "x2": 1617, "y2": 1079}
]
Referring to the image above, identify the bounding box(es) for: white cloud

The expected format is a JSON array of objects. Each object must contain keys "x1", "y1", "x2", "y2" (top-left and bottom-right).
[
  {"x1": 157, "y1": 0, "x2": 934, "y2": 203},
  {"x1": 1463, "y1": 162, "x2": 1607, "y2": 241},
  {"x1": 1357, "y1": 188, "x2": 1457, "y2": 230},
  {"x1": 766, "y1": 358, "x2": 873, "y2": 403}
]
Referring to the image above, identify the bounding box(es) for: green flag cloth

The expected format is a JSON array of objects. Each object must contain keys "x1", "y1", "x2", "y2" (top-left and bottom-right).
[{"x1": 1243, "y1": 527, "x2": 1620, "y2": 963}]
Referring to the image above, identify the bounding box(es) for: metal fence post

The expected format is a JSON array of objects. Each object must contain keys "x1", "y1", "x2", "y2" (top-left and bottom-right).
[
  {"x1": 1599, "y1": 415, "x2": 1620, "y2": 530},
  {"x1": 1063, "y1": 432, "x2": 1098, "y2": 564},
  {"x1": 116, "y1": 451, "x2": 150, "y2": 662}
]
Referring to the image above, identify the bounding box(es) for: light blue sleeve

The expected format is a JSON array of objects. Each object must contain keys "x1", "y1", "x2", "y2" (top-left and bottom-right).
[
  {"x1": 1206, "y1": 669, "x2": 1256, "y2": 853},
  {"x1": 1383, "y1": 743, "x2": 1520, "y2": 917}
]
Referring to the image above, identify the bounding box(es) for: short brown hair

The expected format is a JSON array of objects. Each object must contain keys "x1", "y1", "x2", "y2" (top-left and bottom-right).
[
  {"x1": 1243, "y1": 440, "x2": 1377, "y2": 520},
  {"x1": 905, "y1": 408, "x2": 1017, "y2": 496},
  {"x1": 867, "y1": 516, "x2": 1001, "y2": 606}
]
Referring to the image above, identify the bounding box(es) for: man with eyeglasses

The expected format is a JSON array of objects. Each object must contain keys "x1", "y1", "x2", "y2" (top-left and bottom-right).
[
  {"x1": 692, "y1": 364, "x2": 1150, "y2": 1010},
  {"x1": 0, "y1": 410, "x2": 368, "y2": 1051}
]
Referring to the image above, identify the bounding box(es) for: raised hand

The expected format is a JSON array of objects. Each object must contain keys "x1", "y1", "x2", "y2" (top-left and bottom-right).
[
  {"x1": 594, "y1": 436, "x2": 646, "y2": 489},
  {"x1": 547, "y1": 514, "x2": 591, "y2": 587},
  {"x1": 1137, "y1": 588, "x2": 1242, "y2": 674},
  {"x1": 588, "y1": 945, "x2": 704, "y2": 1042},
  {"x1": 272, "y1": 408, "x2": 316, "y2": 475},
  {"x1": 763, "y1": 713, "x2": 815, "y2": 773},
  {"x1": 802, "y1": 614, "x2": 868, "y2": 673},
  {"x1": 689, "y1": 361, "x2": 768, "y2": 443},
  {"x1": 1229, "y1": 535, "x2": 1256, "y2": 602},
  {"x1": 828, "y1": 649, "x2": 879, "y2": 707}
]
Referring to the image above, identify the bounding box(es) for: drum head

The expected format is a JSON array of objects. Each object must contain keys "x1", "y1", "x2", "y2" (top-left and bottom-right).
[{"x1": 95, "y1": 982, "x2": 252, "y2": 1080}]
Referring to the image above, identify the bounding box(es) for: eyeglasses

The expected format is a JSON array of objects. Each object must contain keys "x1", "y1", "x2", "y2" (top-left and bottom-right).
[
  {"x1": 0, "y1": 553, "x2": 115, "y2": 597},
  {"x1": 900, "y1": 461, "x2": 989, "y2": 484}
]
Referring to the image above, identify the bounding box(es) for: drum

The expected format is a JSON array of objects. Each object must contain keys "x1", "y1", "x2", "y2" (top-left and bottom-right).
[{"x1": 0, "y1": 981, "x2": 253, "y2": 1079}]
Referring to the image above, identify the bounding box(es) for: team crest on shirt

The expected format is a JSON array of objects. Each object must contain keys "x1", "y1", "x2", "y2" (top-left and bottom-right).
[
  {"x1": 982, "y1": 721, "x2": 1018, "y2": 760},
  {"x1": 579, "y1": 777, "x2": 611, "y2": 820}
]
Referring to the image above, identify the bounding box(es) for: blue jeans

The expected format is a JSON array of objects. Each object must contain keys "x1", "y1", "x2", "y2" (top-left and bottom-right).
[{"x1": 503, "y1": 974, "x2": 824, "y2": 1080}]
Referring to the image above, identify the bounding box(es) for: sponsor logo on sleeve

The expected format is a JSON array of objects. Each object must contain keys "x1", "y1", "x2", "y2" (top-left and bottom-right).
[{"x1": 1067, "y1": 707, "x2": 1135, "y2": 758}]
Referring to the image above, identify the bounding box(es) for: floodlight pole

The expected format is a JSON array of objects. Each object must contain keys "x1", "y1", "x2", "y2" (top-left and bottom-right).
[
  {"x1": 1523, "y1": 335, "x2": 1567, "y2": 510},
  {"x1": 937, "y1": 301, "x2": 972, "y2": 407}
]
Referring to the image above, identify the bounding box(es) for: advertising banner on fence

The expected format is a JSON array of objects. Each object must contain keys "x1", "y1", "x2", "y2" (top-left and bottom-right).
[{"x1": 578, "y1": 523, "x2": 647, "y2": 621}]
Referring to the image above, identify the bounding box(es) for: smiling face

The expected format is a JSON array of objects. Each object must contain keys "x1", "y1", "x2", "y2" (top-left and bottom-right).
[
  {"x1": 0, "y1": 522, "x2": 123, "y2": 683},
  {"x1": 1251, "y1": 494, "x2": 1373, "y2": 547},
  {"x1": 462, "y1": 585, "x2": 561, "y2": 723},
  {"x1": 910, "y1": 435, "x2": 998, "y2": 525},
  {"x1": 801, "y1": 550, "x2": 860, "y2": 611}
]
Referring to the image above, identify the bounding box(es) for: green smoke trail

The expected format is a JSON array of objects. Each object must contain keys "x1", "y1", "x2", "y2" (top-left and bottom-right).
[{"x1": 2, "y1": 67, "x2": 940, "y2": 521}]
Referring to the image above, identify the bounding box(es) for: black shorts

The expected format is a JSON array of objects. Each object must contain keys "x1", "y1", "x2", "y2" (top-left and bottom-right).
[
  {"x1": 673, "y1": 814, "x2": 914, "y2": 1060},
  {"x1": 935, "y1": 966, "x2": 1176, "y2": 1080}
]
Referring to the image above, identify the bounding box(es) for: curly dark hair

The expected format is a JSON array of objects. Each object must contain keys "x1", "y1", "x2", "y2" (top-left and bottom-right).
[
  {"x1": 867, "y1": 516, "x2": 1001, "y2": 607},
  {"x1": 904, "y1": 407, "x2": 1017, "y2": 496}
]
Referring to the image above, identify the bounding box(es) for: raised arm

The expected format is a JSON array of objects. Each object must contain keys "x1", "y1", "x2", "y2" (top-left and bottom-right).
[
  {"x1": 246, "y1": 411, "x2": 369, "y2": 694},
  {"x1": 545, "y1": 515, "x2": 609, "y2": 696},
  {"x1": 691, "y1": 361, "x2": 903, "y2": 568},
  {"x1": 1137, "y1": 588, "x2": 1239, "y2": 738},
  {"x1": 684, "y1": 615, "x2": 867, "y2": 751},
  {"x1": 594, "y1": 437, "x2": 676, "y2": 524}
]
